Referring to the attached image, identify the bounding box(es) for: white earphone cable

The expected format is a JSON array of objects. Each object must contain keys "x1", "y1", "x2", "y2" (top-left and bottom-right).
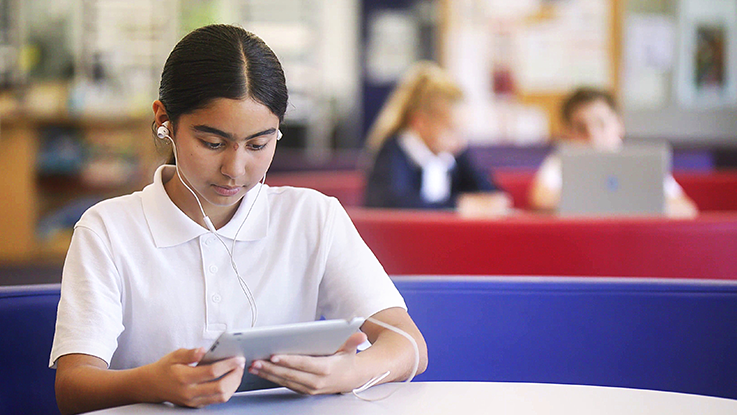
[
  {"x1": 226, "y1": 174, "x2": 266, "y2": 326},
  {"x1": 351, "y1": 316, "x2": 420, "y2": 401},
  {"x1": 159, "y1": 124, "x2": 415, "y2": 396},
  {"x1": 163, "y1": 123, "x2": 263, "y2": 327}
]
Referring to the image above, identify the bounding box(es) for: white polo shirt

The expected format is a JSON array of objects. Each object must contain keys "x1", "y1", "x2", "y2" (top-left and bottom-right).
[{"x1": 50, "y1": 165, "x2": 405, "y2": 369}]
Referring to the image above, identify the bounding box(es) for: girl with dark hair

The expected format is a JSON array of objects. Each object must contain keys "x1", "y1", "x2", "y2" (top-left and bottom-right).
[{"x1": 50, "y1": 25, "x2": 426, "y2": 414}]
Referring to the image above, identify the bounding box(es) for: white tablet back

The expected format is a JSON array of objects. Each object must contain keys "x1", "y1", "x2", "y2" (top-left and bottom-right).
[
  {"x1": 559, "y1": 144, "x2": 669, "y2": 217},
  {"x1": 200, "y1": 318, "x2": 365, "y2": 391}
]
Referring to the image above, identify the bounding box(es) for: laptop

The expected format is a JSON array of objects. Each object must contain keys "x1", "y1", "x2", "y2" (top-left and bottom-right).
[{"x1": 558, "y1": 144, "x2": 670, "y2": 217}]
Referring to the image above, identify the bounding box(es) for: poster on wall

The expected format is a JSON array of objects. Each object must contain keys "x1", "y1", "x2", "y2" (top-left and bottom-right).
[
  {"x1": 622, "y1": 14, "x2": 675, "y2": 109},
  {"x1": 676, "y1": 0, "x2": 737, "y2": 108},
  {"x1": 515, "y1": 0, "x2": 611, "y2": 94},
  {"x1": 366, "y1": 11, "x2": 419, "y2": 84}
]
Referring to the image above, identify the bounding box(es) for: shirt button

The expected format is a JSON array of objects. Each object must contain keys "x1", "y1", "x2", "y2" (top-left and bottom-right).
[
  {"x1": 208, "y1": 265, "x2": 218, "y2": 274},
  {"x1": 205, "y1": 237, "x2": 215, "y2": 246},
  {"x1": 212, "y1": 294, "x2": 222, "y2": 303}
]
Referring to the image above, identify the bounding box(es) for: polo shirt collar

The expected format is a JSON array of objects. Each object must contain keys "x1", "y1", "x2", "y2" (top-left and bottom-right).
[
  {"x1": 142, "y1": 165, "x2": 269, "y2": 248},
  {"x1": 398, "y1": 130, "x2": 456, "y2": 171}
]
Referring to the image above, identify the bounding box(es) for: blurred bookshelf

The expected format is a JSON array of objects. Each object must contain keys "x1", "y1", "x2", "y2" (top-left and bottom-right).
[
  {"x1": 0, "y1": 111, "x2": 157, "y2": 263},
  {"x1": 0, "y1": 0, "x2": 361, "y2": 266},
  {"x1": 0, "y1": 0, "x2": 175, "y2": 264},
  {"x1": 0, "y1": 0, "x2": 23, "y2": 89}
]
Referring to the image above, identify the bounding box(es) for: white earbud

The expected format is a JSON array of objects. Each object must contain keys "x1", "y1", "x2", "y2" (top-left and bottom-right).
[{"x1": 157, "y1": 121, "x2": 171, "y2": 140}]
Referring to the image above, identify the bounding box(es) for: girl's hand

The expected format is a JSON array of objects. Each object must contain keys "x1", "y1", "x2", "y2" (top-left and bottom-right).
[
  {"x1": 146, "y1": 347, "x2": 245, "y2": 407},
  {"x1": 457, "y1": 191, "x2": 512, "y2": 218},
  {"x1": 248, "y1": 332, "x2": 368, "y2": 395}
]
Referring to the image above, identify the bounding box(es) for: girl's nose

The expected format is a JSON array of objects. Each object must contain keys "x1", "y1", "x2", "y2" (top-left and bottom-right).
[{"x1": 220, "y1": 147, "x2": 247, "y2": 179}]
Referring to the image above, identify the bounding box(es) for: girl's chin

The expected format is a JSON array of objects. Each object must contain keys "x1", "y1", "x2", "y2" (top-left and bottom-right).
[
  {"x1": 208, "y1": 194, "x2": 245, "y2": 207},
  {"x1": 201, "y1": 189, "x2": 244, "y2": 207}
]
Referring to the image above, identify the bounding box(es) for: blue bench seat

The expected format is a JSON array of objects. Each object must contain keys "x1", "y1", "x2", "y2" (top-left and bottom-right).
[
  {"x1": 394, "y1": 277, "x2": 737, "y2": 399},
  {"x1": 2, "y1": 276, "x2": 736, "y2": 413}
]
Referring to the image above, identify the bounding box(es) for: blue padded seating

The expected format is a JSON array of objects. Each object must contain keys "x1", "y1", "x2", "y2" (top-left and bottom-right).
[
  {"x1": 3, "y1": 276, "x2": 737, "y2": 414},
  {"x1": 394, "y1": 277, "x2": 737, "y2": 400},
  {"x1": 0, "y1": 284, "x2": 61, "y2": 414}
]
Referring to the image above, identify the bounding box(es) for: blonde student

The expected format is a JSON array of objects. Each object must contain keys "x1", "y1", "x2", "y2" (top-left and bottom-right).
[
  {"x1": 529, "y1": 87, "x2": 698, "y2": 218},
  {"x1": 363, "y1": 61, "x2": 510, "y2": 216},
  {"x1": 51, "y1": 24, "x2": 426, "y2": 415}
]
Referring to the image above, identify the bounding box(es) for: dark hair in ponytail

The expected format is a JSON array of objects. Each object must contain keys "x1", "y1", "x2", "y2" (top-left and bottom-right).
[{"x1": 158, "y1": 24, "x2": 288, "y2": 128}]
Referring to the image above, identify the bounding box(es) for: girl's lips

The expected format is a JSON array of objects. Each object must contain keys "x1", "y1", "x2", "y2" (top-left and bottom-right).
[{"x1": 212, "y1": 185, "x2": 241, "y2": 197}]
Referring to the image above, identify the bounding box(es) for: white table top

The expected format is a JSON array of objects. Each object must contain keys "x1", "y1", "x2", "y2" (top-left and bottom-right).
[{"x1": 90, "y1": 382, "x2": 737, "y2": 414}]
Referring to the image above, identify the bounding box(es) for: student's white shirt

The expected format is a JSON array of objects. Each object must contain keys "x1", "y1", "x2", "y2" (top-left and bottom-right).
[
  {"x1": 398, "y1": 130, "x2": 456, "y2": 203},
  {"x1": 50, "y1": 165, "x2": 405, "y2": 369},
  {"x1": 535, "y1": 154, "x2": 684, "y2": 198}
]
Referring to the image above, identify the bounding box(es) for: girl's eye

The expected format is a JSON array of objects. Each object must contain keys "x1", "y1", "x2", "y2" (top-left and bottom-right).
[
  {"x1": 248, "y1": 143, "x2": 267, "y2": 151},
  {"x1": 201, "y1": 140, "x2": 224, "y2": 150}
]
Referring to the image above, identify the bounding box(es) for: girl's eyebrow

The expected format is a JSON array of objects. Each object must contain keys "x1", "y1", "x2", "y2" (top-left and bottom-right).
[{"x1": 192, "y1": 125, "x2": 277, "y2": 141}]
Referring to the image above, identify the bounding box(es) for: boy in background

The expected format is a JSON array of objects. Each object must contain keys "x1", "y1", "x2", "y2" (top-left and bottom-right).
[{"x1": 529, "y1": 87, "x2": 698, "y2": 218}]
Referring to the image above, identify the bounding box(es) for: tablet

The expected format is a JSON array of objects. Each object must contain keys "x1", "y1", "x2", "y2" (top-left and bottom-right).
[{"x1": 199, "y1": 317, "x2": 365, "y2": 392}]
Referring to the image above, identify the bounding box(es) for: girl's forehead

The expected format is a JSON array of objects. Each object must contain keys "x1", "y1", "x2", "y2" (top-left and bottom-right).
[
  {"x1": 199, "y1": 97, "x2": 274, "y2": 116},
  {"x1": 183, "y1": 98, "x2": 279, "y2": 129}
]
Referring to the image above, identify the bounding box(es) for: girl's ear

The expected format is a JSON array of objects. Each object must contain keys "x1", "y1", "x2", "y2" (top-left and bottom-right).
[{"x1": 152, "y1": 100, "x2": 170, "y2": 127}]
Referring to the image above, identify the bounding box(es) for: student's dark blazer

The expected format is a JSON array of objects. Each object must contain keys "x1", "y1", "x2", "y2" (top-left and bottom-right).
[{"x1": 364, "y1": 135, "x2": 498, "y2": 209}]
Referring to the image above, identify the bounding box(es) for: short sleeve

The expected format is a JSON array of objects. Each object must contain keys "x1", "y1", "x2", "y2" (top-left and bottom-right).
[
  {"x1": 316, "y1": 199, "x2": 406, "y2": 320},
  {"x1": 49, "y1": 224, "x2": 125, "y2": 368},
  {"x1": 664, "y1": 174, "x2": 685, "y2": 199},
  {"x1": 536, "y1": 155, "x2": 562, "y2": 191}
]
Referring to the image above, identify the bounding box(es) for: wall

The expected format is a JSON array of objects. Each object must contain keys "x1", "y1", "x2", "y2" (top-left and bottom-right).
[{"x1": 623, "y1": 0, "x2": 737, "y2": 142}]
